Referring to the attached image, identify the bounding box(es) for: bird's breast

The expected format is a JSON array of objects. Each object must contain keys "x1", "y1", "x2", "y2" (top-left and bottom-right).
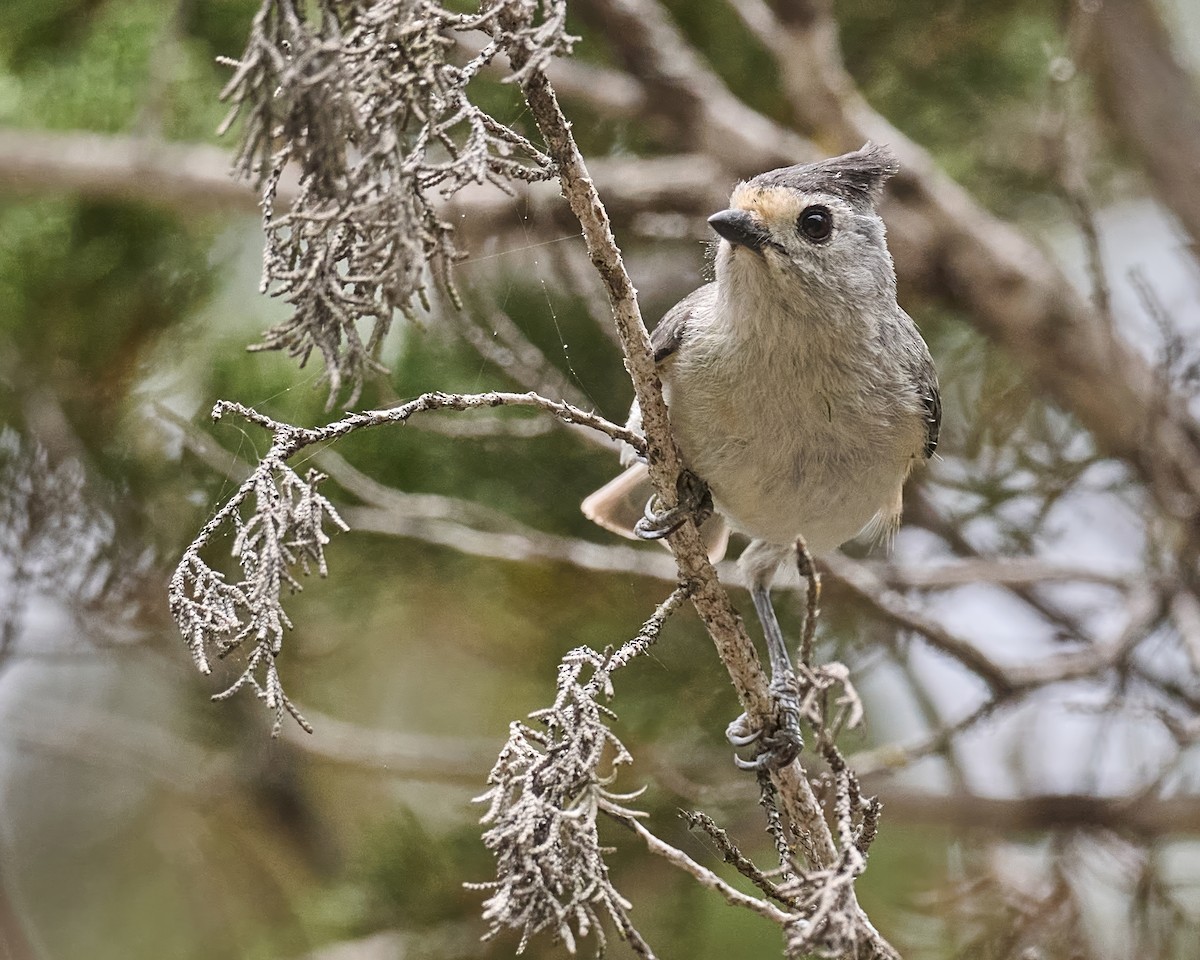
[{"x1": 664, "y1": 333, "x2": 923, "y2": 552}]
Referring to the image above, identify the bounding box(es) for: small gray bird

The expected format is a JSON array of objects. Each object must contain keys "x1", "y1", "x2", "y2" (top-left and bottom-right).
[{"x1": 582, "y1": 144, "x2": 940, "y2": 768}]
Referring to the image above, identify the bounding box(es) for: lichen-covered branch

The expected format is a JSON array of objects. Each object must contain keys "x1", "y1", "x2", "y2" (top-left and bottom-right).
[
  {"x1": 219, "y1": 0, "x2": 562, "y2": 407},
  {"x1": 470, "y1": 586, "x2": 690, "y2": 955},
  {"x1": 169, "y1": 388, "x2": 642, "y2": 732}
]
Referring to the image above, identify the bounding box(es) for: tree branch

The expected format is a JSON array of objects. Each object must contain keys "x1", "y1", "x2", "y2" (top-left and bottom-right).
[
  {"x1": 0, "y1": 127, "x2": 283, "y2": 214},
  {"x1": 866, "y1": 784, "x2": 1200, "y2": 837},
  {"x1": 497, "y1": 19, "x2": 893, "y2": 952}
]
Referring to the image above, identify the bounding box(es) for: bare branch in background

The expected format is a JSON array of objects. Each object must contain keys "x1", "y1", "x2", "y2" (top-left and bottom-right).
[
  {"x1": 278, "y1": 706, "x2": 499, "y2": 784},
  {"x1": 0, "y1": 128, "x2": 726, "y2": 252},
  {"x1": 0, "y1": 128, "x2": 273, "y2": 214},
  {"x1": 1086, "y1": 0, "x2": 1200, "y2": 254}
]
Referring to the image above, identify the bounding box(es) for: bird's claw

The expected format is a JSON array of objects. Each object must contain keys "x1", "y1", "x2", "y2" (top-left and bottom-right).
[
  {"x1": 634, "y1": 497, "x2": 687, "y2": 540},
  {"x1": 725, "y1": 714, "x2": 761, "y2": 748},
  {"x1": 726, "y1": 675, "x2": 804, "y2": 771},
  {"x1": 633, "y1": 469, "x2": 712, "y2": 541}
]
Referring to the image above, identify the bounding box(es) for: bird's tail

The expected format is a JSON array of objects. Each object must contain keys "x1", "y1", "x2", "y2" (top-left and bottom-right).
[{"x1": 859, "y1": 483, "x2": 904, "y2": 552}]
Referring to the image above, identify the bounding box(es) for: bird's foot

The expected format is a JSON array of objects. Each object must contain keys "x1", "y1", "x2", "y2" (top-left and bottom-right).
[
  {"x1": 633, "y1": 468, "x2": 712, "y2": 540},
  {"x1": 725, "y1": 672, "x2": 804, "y2": 771}
]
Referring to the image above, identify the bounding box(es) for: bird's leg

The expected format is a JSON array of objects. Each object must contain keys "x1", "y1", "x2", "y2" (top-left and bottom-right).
[
  {"x1": 726, "y1": 564, "x2": 804, "y2": 770},
  {"x1": 634, "y1": 468, "x2": 712, "y2": 540}
]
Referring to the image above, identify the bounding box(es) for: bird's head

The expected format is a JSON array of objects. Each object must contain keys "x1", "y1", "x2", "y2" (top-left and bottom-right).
[{"x1": 708, "y1": 143, "x2": 900, "y2": 310}]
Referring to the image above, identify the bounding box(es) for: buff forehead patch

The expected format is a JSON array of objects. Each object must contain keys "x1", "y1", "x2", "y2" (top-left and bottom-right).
[{"x1": 728, "y1": 184, "x2": 803, "y2": 229}]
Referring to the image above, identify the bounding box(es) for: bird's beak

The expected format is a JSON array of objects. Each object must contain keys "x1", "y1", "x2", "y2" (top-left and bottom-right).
[{"x1": 707, "y1": 209, "x2": 770, "y2": 252}]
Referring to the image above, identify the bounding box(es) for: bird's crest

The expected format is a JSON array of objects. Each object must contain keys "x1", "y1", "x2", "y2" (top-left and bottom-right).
[{"x1": 748, "y1": 142, "x2": 899, "y2": 210}]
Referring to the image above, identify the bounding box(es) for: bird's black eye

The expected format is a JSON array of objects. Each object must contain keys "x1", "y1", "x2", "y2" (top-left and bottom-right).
[{"x1": 797, "y1": 205, "x2": 833, "y2": 242}]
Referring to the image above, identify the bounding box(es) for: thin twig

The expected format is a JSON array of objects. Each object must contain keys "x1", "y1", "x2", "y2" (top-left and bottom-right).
[
  {"x1": 757, "y1": 768, "x2": 802, "y2": 882},
  {"x1": 597, "y1": 582, "x2": 694, "y2": 680},
  {"x1": 678, "y1": 808, "x2": 791, "y2": 905},
  {"x1": 795, "y1": 537, "x2": 821, "y2": 668},
  {"x1": 211, "y1": 389, "x2": 645, "y2": 454},
  {"x1": 613, "y1": 814, "x2": 795, "y2": 924}
]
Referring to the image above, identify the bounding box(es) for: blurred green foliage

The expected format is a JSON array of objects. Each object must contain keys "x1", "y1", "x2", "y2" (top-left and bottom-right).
[
  {"x1": 0, "y1": 0, "x2": 223, "y2": 137},
  {"x1": 839, "y1": 0, "x2": 1064, "y2": 195},
  {"x1": 0, "y1": 198, "x2": 213, "y2": 417}
]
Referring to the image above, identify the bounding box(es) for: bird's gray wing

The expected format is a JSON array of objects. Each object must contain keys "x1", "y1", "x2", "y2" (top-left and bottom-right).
[
  {"x1": 650, "y1": 283, "x2": 716, "y2": 365},
  {"x1": 895, "y1": 308, "x2": 940, "y2": 460},
  {"x1": 599, "y1": 282, "x2": 732, "y2": 558},
  {"x1": 618, "y1": 284, "x2": 715, "y2": 468}
]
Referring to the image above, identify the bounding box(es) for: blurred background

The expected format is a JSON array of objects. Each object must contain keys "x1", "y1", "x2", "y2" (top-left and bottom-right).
[{"x1": 3, "y1": 0, "x2": 1200, "y2": 957}]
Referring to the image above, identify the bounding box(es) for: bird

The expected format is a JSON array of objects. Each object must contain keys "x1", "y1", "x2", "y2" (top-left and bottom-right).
[{"x1": 582, "y1": 143, "x2": 941, "y2": 768}]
